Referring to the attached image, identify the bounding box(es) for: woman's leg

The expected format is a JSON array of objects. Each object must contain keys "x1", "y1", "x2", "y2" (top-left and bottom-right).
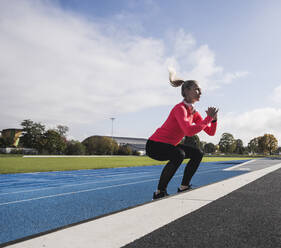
[
  {"x1": 177, "y1": 144, "x2": 204, "y2": 187},
  {"x1": 146, "y1": 140, "x2": 185, "y2": 191},
  {"x1": 157, "y1": 149, "x2": 185, "y2": 191}
]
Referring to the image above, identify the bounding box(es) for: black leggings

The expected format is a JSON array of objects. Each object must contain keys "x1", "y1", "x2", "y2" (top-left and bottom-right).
[{"x1": 146, "y1": 139, "x2": 203, "y2": 191}]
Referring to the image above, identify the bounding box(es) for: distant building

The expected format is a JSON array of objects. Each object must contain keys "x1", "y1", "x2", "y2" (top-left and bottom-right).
[{"x1": 107, "y1": 136, "x2": 147, "y2": 155}]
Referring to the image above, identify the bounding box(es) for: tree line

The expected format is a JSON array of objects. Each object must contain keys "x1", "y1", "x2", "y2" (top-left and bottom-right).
[
  {"x1": 184, "y1": 132, "x2": 279, "y2": 155},
  {"x1": 0, "y1": 119, "x2": 138, "y2": 155},
  {"x1": 0, "y1": 119, "x2": 279, "y2": 155}
]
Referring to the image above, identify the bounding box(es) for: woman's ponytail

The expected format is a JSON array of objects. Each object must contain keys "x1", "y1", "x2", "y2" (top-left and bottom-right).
[
  {"x1": 168, "y1": 67, "x2": 198, "y2": 97},
  {"x1": 168, "y1": 67, "x2": 184, "y2": 87}
]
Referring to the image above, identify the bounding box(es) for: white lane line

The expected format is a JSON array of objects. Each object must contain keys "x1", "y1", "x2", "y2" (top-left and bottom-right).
[
  {"x1": 0, "y1": 174, "x2": 160, "y2": 196},
  {"x1": 16, "y1": 170, "x2": 153, "y2": 178},
  {"x1": 223, "y1": 159, "x2": 256, "y2": 171},
  {"x1": 0, "y1": 177, "x2": 160, "y2": 206},
  {"x1": 40, "y1": 171, "x2": 152, "y2": 178},
  {"x1": 95, "y1": 172, "x2": 151, "y2": 178},
  {"x1": 1, "y1": 173, "x2": 192, "y2": 205},
  {"x1": 196, "y1": 168, "x2": 235, "y2": 175},
  {"x1": 0, "y1": 166, "x2": 226, "y2": 196},
  {"x1": 0, "y1": 165, "x2": 240, "y2": 196},
  {"x1": 0, "y1": 165, "x2": 247, "y2": 205},
  {"x1": 46, "y1": 166, "x2": 228, "y2": 178}
]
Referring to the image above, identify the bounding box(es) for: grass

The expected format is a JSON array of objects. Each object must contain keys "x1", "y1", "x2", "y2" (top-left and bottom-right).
[{"x1": 0, "y1": 155, "x2": 258, "y2": 174}]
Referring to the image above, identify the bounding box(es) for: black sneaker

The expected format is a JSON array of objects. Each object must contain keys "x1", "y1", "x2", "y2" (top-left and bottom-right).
[
  {"x1": 177, "y1": 184, "x2": 192, "y2": 193},
  {"x1": 152, "y1": 190, "x2": 169, "y2": 200}
]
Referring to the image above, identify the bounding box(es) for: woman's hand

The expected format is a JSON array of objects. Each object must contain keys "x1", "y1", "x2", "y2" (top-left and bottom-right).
[{"x1": 206, "y1": 107, "x2": 219, "y2": 119}]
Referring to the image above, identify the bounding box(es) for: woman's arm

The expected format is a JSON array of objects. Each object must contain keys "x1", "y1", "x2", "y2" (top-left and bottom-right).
[
  {"x1": 193, "y1": 112, "x2": 217, "y2": 136},
  {"x1": 174, "y1": 105, "x2": 213, "y2": 137}
]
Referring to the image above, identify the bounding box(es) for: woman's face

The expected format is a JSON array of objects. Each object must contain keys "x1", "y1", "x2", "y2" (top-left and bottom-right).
[{"x1": 184, "y1": 83, "x2": 202, "y2": 103}]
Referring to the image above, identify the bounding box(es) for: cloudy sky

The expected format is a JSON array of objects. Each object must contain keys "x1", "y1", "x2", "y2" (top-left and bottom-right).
[{"x1": 1, "y1": 0, "x2": 281, "y2": 146}]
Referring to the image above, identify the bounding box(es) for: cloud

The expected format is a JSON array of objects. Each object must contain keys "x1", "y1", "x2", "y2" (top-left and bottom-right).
[
  {"x1": 221, "y1": 71, "x2": 249, "y2": 84},
  {"x1": 169, "y1": 29, "x2": 248, "y2": 90},
  {"x1": 214, "y1": 107, "x2": 281, "y2": 145},
  {"x1": 0, "y1": 0, "x2": 248, "y2": 133}
]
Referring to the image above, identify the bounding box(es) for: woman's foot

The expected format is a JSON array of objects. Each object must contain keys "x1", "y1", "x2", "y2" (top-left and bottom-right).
[
  {"x1": 152, "y1": 190, "x2": 169, "y2": 200},
  {"x1": 177, "y1": 184, "x2": 192, "y2": 193}
]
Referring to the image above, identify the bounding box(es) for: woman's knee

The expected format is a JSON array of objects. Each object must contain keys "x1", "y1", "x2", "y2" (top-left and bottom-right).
[
  {"x1": 184, "y1": 146, "x2": 203, "y2": 161},
  {"x1": 194, "y1": 149, "x2": 204, "y2": 160},
  {"x1": 171, "y1": 149, "x2": 185, "y2": 165}
]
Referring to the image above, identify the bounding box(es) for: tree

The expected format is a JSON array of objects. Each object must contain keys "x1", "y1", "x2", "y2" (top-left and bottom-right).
[
  {"x1": 65, "y1": 140, "x2": 86, "y2": 155},
  {"x1": 276, "y1": 147, "x2": 281, "y2": 155},
  {"x1": 248, "y1": 137, "x2": 261, "y2": 154},
  {"x1": 132, "y1": 150, "x2": 141, "y2": 156},
  {"x1": 43, "y1": 130, "x2": 66, "y2": 155},
  {"x1": 204, "y1": 143, "x2": 216, "y2": 153},
  {"x1": 235, "y1": 139, "x2": 245, "y2": 154},
  {"x1": 117, "y1": 144, "x2": 133, "y2": 155},
  {"x1": 184, "y1": 135, "x2": 200, "y2": 149},
  {"x1": 0, "y1": 135, "x2": 14, "y2": 147},
  {"x1": 218, "y1": 133, "x2": 237, "y2": 153},
  {"x1": 20, "y1": 119, "x2": 45, "y2": 151},
  {"x1": 0, "y1": 136, "x2": 4, "y2": 148},
  {"x1": 258, "y1": 134, "x2": 278, "y2": 155},
  {"x1": 56, "y1": 125, "x2": 69, "y2": 138},
  {"x1": 82, "y1": 136, "x2": 118, "y2": 155},
  {"x1": 215, "y1": 144, "x2": 220, "y2": 153}
]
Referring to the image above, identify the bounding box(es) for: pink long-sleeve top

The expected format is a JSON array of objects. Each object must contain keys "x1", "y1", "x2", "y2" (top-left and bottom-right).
[{"x1": 149, "y1": 101, "x2": 217, "y2": 146}]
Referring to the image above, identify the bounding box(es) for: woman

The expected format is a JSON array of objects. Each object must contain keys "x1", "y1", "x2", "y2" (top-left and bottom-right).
[{"x1": 146, "y1": 68, "x2": 218, "y2": 200}]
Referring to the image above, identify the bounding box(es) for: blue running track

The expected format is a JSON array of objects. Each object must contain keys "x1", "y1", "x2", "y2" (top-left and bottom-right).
[{"x1": 0, "y1": 160, "x2": 248, "y2": 245}]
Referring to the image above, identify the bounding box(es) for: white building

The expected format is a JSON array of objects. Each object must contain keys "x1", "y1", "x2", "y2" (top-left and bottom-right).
[{"x1": 108, "y1": 136, "x2": 147, "y2": 155}]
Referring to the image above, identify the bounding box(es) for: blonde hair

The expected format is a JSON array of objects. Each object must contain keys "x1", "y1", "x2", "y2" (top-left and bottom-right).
[{"x1": 168, "y1": 67, "x2": 197, "y2": 97}]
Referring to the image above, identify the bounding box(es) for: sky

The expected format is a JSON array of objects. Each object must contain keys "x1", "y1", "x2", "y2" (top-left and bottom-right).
[{"x1": 1, "y1": 0, "x2": 281, "y2": 146}]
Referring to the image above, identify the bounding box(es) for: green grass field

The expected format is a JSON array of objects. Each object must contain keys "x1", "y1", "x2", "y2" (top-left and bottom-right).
[{"x1": 0, "y1": 155, "x2": 258, "y2": 174}]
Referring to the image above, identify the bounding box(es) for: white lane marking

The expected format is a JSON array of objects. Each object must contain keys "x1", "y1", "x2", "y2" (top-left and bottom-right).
[
  {"x1": 0, "y1": 173, "x2": 193, "y2": 206},
  {"x1": 223, "y1": 159, "x2": 256, "y2": 171},
  {"x1": 0, "y1": 177, "x2": 160, "y2": 206},
  {"x1": 0, "y1": 165, "x2": 247, "y2": 206},
  {"x1": 42, "y1": 171, "x2": 153, "y2": 178},
  {"x1": 15, "y1": 170, "x2": 153, "y2": 177},
  {"x1": 95, "y1": 172, "x2": 151, "y2": 178},
  {"x1": 0, "y1": 174, "x2": 160, "y2": 196},
  {"x1": 195, "y1": 168, "x2": 237, "y2": 175},
  {"x1": 0, "y1": 165, "x2": 241, "y2": 196}
]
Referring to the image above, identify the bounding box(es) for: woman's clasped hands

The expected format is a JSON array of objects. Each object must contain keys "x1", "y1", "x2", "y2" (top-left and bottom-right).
[{"x1": 206, "y1": 107, "x2": 219, "y2": 120}]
